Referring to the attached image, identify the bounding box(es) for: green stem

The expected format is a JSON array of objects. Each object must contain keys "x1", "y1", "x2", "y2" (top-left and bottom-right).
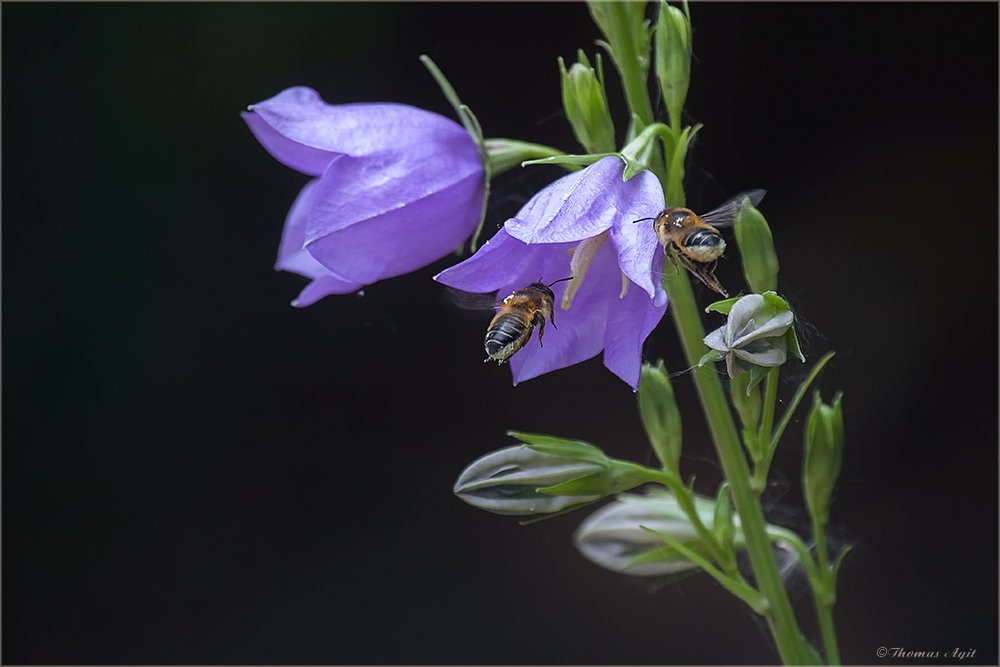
[
  {"x1": 603, "y1": 3, "x2": 655, "y2": 128},
  {"x1": 662, "y1": 264, "x2": 810, "y2": 665},
  {"x1": 645, "y1": 468, "x2": 731, "y2": 575},
  {"x1": 641, "y1": 526, "x2": 767, "y2": 614},
  {"x1": 755, "y1": 351, "x2": 837, "y2": 488},
  {"x1": 811, "y1": 516, "x2": 841, "y2": 665},
  {"x1": 752, "y1": 367, "x2": 779, "y2": 493}
]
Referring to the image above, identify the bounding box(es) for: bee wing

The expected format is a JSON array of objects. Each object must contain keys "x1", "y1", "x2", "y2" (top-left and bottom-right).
[
  {"x1": 698, "y1": 189, "x2": 766, "y2": 228},
  {"x1": 440, "y1": 286, "x2": 501, "y2": 315}
]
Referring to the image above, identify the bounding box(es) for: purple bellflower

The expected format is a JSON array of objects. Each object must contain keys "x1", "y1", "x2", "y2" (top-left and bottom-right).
[
  {"x1": 243, "y1": 86, "x2": 485, "y2": 306},
  {"x1": 436, "y1": 156, "x2": 668, "y2": 389}
]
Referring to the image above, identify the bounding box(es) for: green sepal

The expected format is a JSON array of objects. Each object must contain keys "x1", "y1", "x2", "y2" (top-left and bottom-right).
[
  {"x1": 734, "y1": 195, "x2": 779, "y2": 294},
  {"x1": 508, "y1": 430, "x2": 610, "y2": 467},
  {"x1": 752, "y1": 292, "x2": 804, "y2": 363},
  {"x1": 637, "y1": 360, "x2": 683, "y2": 474},
  {"x1": 745, "y1": 364, "x2": 770, "y2": 395},
  {"x1": 537, "y1": 461, "x2": 650, "y2": 497},
  {"x1": 484, "y1": 139, "x2": 579, "y2": 177},
  {"x1": 697, "y1": 349, "x2": 720, "y2": 368},
  {"x1": 521, "y1": 152, "x2": 648, "y2": 182},
  {"x1": 712, "y1": 482, "x2": 736, "y2": 556},
  {"x1": 729, "y1": 368, "x2": 762, "y2": 431},
  {"x1": 830, "y1": 545, "x2": 852, "y2": 590},
  {"x1": 704, "y1": 296, "x2": 740, "y2": 315},
  {"x1": 625, "y1": 541, "x2": 708, "y2": 569}
]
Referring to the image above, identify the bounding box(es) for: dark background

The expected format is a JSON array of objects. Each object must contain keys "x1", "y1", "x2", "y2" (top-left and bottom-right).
[{"x1": 3, "y1": 2, "x2": 997, "y2": 664}]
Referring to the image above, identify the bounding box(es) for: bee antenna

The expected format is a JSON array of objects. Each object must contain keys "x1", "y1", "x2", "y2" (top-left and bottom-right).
[
  {"x1": 633, "y1": 216, "x2": 655, "y2": 224},
  {"x1": 547, "y1": 276, "x2": 574, "y2": 286}
]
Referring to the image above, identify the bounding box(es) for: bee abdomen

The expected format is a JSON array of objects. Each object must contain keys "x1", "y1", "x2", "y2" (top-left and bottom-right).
[
  {"x1": 485, "y1": 315, "x2": 529, "y2": 361},
  {"x1": 681, "y1": 229, "x2": 726, "y2": 262}
]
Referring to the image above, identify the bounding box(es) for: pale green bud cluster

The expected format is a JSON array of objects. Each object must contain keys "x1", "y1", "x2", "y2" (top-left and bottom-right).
[{"x1": 560, "y1": 51, "x2": 617, "y2": 154}]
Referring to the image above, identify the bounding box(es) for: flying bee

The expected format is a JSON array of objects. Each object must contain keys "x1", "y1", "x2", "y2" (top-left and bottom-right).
[
  {"x1": 483, "y1": 277, "x2": 573, "y2": 364},
  {"x1": 635, "y1": 189, "x2": 766, "y2": 297}
]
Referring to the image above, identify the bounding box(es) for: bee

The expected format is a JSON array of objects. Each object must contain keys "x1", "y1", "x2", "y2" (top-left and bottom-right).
[
  {"x1": 636, "y1": 189, "x2": 766, "y2": 297},
  {"x1": 484, "y1": 277, "x2": 573, "y2": 364}
]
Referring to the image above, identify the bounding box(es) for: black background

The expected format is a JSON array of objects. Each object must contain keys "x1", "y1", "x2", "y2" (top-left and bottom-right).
[{"x1": 3, "y1": 2, "x2": 997, "y2": 664}]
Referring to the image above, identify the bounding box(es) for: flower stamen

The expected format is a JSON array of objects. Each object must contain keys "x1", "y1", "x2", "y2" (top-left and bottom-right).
[{"x1": 562, "y1": 230, "x2": 609, "y2": 310}]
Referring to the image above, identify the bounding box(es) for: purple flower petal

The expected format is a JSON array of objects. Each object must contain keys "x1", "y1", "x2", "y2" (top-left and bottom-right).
[
  {"x1": 505, "y1": 157, "x2": 663, "y2": 248},
  {"x1": 434, "y1": 228, "x2": 548, "y2": 294},
  {"x1": 274, "y1": 180, "x2": 363, "y2": 305},
  {"x1": 247, "y1": 86, "x2": 487, "y2": 297},
  {"x1": 602, "y1": 262, "x2": 669, "y2": 390},
  {"x1": 242, "y1": 86, "x2": 478, "y2": 178},
  {"x1": 435, "y1": 157, "x2": 669, "y2": 388},
  {"x1": 305, "y1": 155, "x2": 484, "y2": 284},
  {"x1": 609, "y1": 183, "x2": 667, "y2": 305}
]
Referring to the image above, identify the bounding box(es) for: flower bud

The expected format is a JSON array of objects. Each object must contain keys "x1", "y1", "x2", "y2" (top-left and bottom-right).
[
  {"x1": 803, "y1": 391, "x2": 844, "y2": 526},
  {"x1": 703, "y1": 292, "x2": 799, "y2": 380},
  {"x1": 454, "y1": 444, "x2": 605, "y2": 516},
  {"x1": 654, "y1": 1, "x2": 691, "y2": 129},
  {"x1": 637, "y1": 361, "x2": 682, "y2": 475},
  {"x1": 454, "y1": 434, "x2": 653, "y2": 516},
  {"x1": 560, "y1": 51, "x2": 617, "y2": 154},
  {"x1": 733, "y1": 195, "x2": 779, "y2": 294},
  {"x1": 574, "y1": 490, "x2": 727, "y2": 576}
]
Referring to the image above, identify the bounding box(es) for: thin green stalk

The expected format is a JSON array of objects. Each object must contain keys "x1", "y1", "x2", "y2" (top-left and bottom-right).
[
  {"x1": 645, "y1": 468, "x2": 732, "y2": 575},
  {"x1": 602, "y1": 4, "x2": 655, "y2": 127},
  {"x1": 755, "y1": 351, "x2": 837, "y2": 490},
  {"x1": 752, "y1": 367, "x2": 780, "y2": 493},
  {"x1": 641, "y1": 526, "x2": 767, "y2": 614},
  {"x1": 812, "y1": 516, "x2": 841, "y2": 665},
  {"x1": 662, "y1": 263, "x2": 811, "y2": 665}
]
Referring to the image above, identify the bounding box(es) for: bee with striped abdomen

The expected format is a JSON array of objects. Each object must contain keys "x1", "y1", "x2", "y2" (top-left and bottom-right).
[
  {"x1": 484, "y1": 277, "x2": 572, "y2": 364},
  {"x1": 636, "y1": 189, "x2": 766, "y2": 297}
]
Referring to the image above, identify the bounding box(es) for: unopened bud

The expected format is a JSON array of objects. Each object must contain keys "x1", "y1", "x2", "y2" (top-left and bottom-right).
[
  {"x1": 574, "y1": 490, "x2": 729, "y2": 576},
  {"x1": 803, "y1": 391, "x2": 845, "y2": 526},
  {"x1": 560, "y1": 51, "x2": 617, "y2": 154},
  {"x1": 654, "y1": 1, "x2": 691, "y2": 129}
]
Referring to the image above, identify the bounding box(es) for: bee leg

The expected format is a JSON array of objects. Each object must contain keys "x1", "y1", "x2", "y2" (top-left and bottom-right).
[
  {"x1": 666, "y1": 245, "x2": 681, "y2": 274},
  {"x1": 534, "y1": 312, "x2": 548, "y2": 348},
  {"x1": 678, "y1": 253, "x2": 729, "y2": 297}
]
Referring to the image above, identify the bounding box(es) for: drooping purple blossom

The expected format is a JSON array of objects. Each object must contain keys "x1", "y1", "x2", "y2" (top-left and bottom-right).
[
  {"x1": 243, "y1": 86, "x2": 485, "y2": 305},
  {"x1": 435, "y1": 156, "x2": 668, "y2": 389}
]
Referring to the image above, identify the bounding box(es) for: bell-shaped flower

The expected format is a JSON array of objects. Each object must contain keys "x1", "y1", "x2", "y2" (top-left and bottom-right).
[
  {"x1": 243, "y1": 86, "x2": 485, "y2": 305},
  {"x1": 703, "y1": 293, "x2": 796, "y2": 378},
  {"x1": 435, "y1": 156, "x2": 668, "y2": 389}
]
